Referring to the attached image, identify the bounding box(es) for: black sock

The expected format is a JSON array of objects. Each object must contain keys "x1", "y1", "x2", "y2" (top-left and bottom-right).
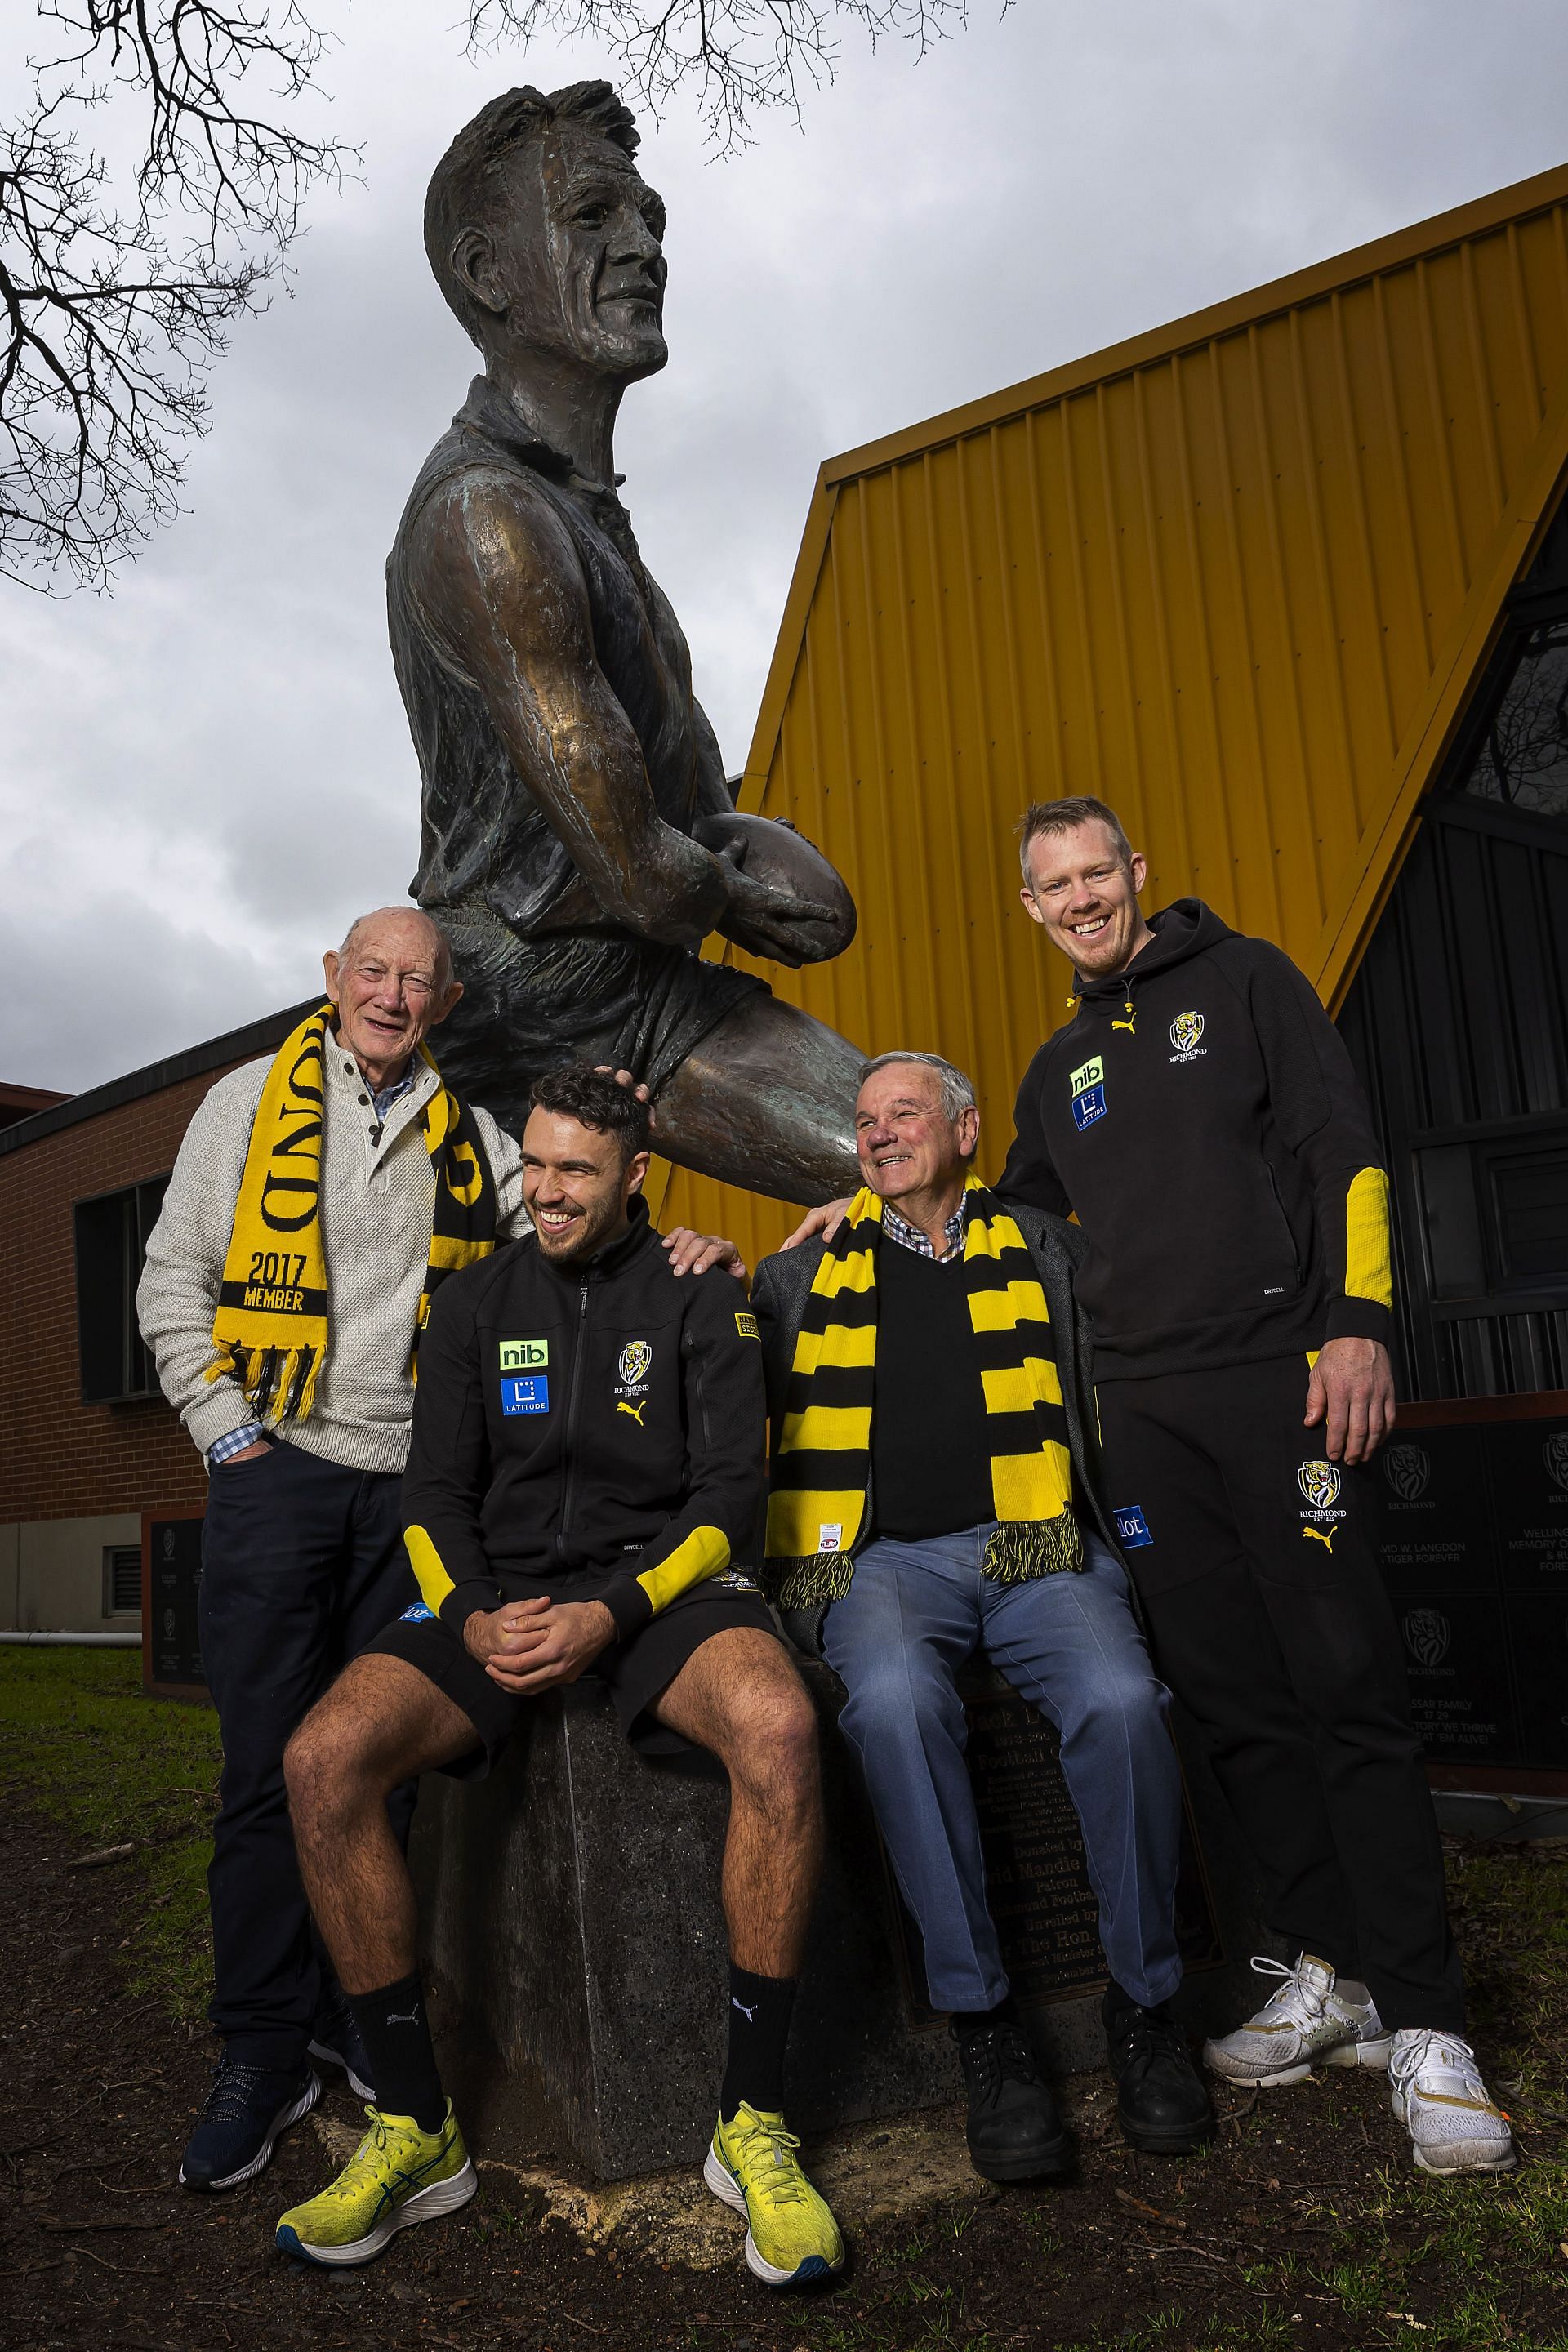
[
  {"x1": 346, "y1": 1973, "x2": 446, "y2": 2132},
  {"x1": 720, "y1": 1965, "x2": 798, "y2": 2119},
  {"x1": 951, "y1": 1993, "x2": 1016, "y2": 2042}
]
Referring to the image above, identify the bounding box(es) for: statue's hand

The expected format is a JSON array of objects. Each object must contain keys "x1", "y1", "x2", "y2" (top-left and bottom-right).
[{"x1": 716, "y1": 867, "x2": 840, "y2": 967}]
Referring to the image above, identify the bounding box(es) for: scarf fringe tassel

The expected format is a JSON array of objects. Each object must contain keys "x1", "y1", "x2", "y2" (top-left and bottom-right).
[
  {"x1": 769, "y1": 1515, "x2": 1084, "y2": 1609},
  {"x1": 204, "y1": 1342, "x2": 320, "y2": 1428}
]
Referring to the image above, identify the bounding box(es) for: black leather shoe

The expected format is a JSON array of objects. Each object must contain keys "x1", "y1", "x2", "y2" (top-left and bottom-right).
[
  {"x1": 1102, "y1": 1986, "x2": 1215, "y2": 2154},
  {"x1": 308, "y1": 1983, "x2": 375, "y2": 2103},
  {"x1": 952, "y1": 2016, "x2": 1072, "y2": 2181}
]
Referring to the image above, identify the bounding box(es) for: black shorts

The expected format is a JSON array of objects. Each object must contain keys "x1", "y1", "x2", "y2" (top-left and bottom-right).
[
  {"x1": 363, "y1": 1573, "x2": 779, "y2": 1773},
  {"x1": 425, "y1": 902, "x2": 769, "y2": 1135}
]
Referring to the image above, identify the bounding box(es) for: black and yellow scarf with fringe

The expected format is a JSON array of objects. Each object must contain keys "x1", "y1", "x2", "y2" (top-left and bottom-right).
[
  {"x1": 764, "y1": 1174, "x2": 1083, "y2": 1606},
  {"x1": 204, "y1": 1002, "x2": 497, "y2": 1426}
]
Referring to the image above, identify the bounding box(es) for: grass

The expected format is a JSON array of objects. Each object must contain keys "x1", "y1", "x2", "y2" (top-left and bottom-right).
[
  {"x1": 10, "y1": 1650, "x2": 1568, "y2": 2350},
  {"x1": 0, "y1": 1645, "x2": 220, "y2": 2016}
]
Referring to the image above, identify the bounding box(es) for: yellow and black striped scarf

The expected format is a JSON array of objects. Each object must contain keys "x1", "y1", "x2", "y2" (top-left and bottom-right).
[
  {"x1": 764, "y1": 1175, "x2": 1083, "y2": 1606},
  {"x1": 204, "y1": 1003, "x2": 497, "y2": 1425}
]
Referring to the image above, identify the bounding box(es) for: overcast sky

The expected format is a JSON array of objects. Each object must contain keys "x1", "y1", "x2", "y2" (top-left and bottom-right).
[{"x1": 5, "y1": 0, "x2": 1568, "y2": 1094}]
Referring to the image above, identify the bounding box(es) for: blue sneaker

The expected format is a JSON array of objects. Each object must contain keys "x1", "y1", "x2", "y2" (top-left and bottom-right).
[
  {"x1": 308, "y1": 1986, "x2": 375, "y2": 2102},
  {"x1": 179, "y1": 2056, "x2": 320, "y2": 2191}
]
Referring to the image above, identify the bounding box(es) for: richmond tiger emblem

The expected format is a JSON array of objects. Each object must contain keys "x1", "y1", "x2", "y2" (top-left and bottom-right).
[{"x1": 1169, "y1": 1010, "x2": 1205, "y2": 1055}]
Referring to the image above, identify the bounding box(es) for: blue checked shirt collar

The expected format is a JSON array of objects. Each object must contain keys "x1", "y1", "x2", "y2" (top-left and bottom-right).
[{"x1": 880, "y1": 1194, "x2": 968, "y2": 1263}]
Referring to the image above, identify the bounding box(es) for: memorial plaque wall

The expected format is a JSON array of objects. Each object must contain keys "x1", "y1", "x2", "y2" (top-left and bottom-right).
[
  {"x1": 886, "y1": 1671, "x2": 1223, "y2": 2023},
  {"x1": 1374, "y1": 1419, "x2": 1568, "y2": 1771},
  {"x1": 143, "y1": 1513, "x2": 207, "y2": 1695}
]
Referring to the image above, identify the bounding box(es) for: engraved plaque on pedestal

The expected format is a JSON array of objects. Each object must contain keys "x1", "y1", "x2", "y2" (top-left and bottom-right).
[
  {"x1": 886, "y1": 1672, "x2": 1223, "y2": 2020},
  {"x1": 144, "y1": 1514, "x2": 207, "y2": 1695},
  {"x1": 1394, "y1": 1591, "x2": 1519, "y2": 1766},
  {"x1": 1376, "y1": 1429, "x2": 1494, "y2": 1597},
  {"x1": 1493, "y1": 1423, "x2": 1568, "y2": 1593},
  {"x1": 1374, "y1": 1417, "x2": 1568, "y2": 1773}
]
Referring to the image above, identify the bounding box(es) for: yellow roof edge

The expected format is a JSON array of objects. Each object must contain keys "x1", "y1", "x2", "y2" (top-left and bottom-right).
[
  {"x1": 737, "y1": 466, "x2": 838, "y2": 804},
  {"x1": 821, "y1": 161, "x2": 1568, "y2": 489},
  {"x1": 1313, "y1": 394, "x2": 1568, "y2": 1016}
]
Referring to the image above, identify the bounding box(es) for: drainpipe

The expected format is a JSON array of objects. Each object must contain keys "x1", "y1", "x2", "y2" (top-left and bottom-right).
[{"x1": 0, "y1": 1630, "x2": 143, "y2": 1647}]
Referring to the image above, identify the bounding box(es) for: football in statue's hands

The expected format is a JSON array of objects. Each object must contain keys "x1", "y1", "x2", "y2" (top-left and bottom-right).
[{"x1": 693, "y1": 809, "x2": 858, "y2": 963}]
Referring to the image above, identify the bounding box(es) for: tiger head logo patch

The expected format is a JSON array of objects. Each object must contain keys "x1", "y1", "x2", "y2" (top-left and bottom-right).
[
  {"x1": 1169, "y1": 1010, "x2": 1205, "y2": 1054},
  {"x1": 1545, "y1": 1432, "x2": 1568, "y2": 1494},
  {"x1": 617, "y1": 1340, "x2": 653, "y2": 1388},
  {"x1": 1297, "y1": 1459, "x2": 1341, "y2": 1511},
  {"x1": 1384, "y1": 1444, "x2": 1430, "y2": 1503}
]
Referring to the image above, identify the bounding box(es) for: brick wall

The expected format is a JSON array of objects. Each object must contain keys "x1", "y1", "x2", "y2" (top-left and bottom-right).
[{"x1": 0, "y1": 1059, "x2": 257, "y2": 1524}]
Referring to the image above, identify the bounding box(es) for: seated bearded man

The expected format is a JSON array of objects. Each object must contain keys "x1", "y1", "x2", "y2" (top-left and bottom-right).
[{"x1": 278, "y1": 1067, "x2": 843, "y2": 2285}]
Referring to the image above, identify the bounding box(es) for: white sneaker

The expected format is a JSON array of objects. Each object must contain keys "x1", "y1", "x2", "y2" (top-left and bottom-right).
[
  {"x1": 1389, "y1": 2029, "x2": 1515, "y2": 2175},
  {"x1": 1203, "y1": 1953, "x2": 1392, "y2": 2087}
]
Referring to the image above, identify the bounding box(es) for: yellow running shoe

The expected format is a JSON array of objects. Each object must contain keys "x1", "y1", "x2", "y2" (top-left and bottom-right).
[
  {"x1": 275, "y1": 2103, "x2": 475, "y2": 2267},
  {"x1": 704, "y1": 2103, "x2": 844, "y2": 2286}
]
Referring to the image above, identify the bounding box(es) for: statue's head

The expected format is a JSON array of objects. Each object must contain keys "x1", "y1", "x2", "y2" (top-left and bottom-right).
[{"x1": 425, "y1": 82, "x2": 667, "y2": 385}]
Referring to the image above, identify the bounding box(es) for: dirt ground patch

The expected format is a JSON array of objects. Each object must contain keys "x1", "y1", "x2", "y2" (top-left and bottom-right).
[{"x1": 4, "y1": 1656, "x2": 1568, "y2": 2350}]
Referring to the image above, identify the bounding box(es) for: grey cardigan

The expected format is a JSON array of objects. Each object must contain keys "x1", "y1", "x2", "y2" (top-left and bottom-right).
[{"x1": 749, "y1": 1200, "x2": 1126, "y2": 1651}]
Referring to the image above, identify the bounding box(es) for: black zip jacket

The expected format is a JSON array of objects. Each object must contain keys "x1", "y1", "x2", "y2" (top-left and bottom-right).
[
  {"x1": 399, "y1": 1199, "x2": 766, "y2": 1641},
  {"x1": 998, "y1": 899, "x2": 1393, "y2": 1381}
]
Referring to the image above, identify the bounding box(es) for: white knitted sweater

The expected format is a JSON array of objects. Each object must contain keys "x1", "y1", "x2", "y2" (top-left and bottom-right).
[{"x1": 137, "y1": 1037, "x2": 529, "y2": 1477}]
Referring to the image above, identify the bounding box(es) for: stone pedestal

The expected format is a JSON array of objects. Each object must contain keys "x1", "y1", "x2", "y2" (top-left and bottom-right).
[{"x1": 411, "y1": 1660, "x2": 1267, "y2": 2182}]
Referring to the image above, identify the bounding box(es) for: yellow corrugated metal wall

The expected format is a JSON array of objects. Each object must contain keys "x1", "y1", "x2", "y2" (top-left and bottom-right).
[{"x1": 657, "y1": 169, "x2": 1568, "y2": 1265}]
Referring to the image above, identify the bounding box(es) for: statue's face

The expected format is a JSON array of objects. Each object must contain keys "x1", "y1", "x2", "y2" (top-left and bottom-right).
[{"x1": 495, "y1": 127, "x2": 668, "y2": 381}]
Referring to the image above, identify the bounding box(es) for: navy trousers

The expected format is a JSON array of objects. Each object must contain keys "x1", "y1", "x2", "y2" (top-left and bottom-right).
[
  {"x1": 198, "y1": 1440, "x2": 416, "y2": 2066},
  {"x1": 822, "y1": 1526, "x2": 1183, "y2": 2013}
]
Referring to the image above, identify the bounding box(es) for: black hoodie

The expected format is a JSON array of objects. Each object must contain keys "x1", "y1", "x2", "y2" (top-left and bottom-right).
[
  {"x1": 998, "y1": 900, "x2": 1393, "y2": 1382},
  {"x1": 399, "y1": 1199, "x2": 766, "y2": 1641}
]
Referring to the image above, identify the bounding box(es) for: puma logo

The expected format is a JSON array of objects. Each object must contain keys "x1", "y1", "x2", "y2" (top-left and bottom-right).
[
  {"x1": 617, "y1": 1400, "x2": 646, "y2": 1426},
  {"x1": 387, "y1": 2007, "x2": 421, "y2": 2025},
  {"x1": 1111, "y1": 1018, "x2": 1136, "y2": 1034},
  {"x1": 1303, "y1": 1526, "x2": 1336, "y2": 1553},
  {"x1": 731, "y1": 1996, "x2": 759, "y2": 2023}
]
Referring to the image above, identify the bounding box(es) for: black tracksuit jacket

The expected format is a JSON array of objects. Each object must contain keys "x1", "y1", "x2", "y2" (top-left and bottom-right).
[
  {"x1": 399, "y1": 1200, "x2": 767, "y2": 1641},
  {"x1": 999, "y1": 899, "x2": 1393, "y2": 1382}
]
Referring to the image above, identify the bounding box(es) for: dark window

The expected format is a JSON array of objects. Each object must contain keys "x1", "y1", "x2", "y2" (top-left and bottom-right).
[
  {"x1": 74, "y1": 1177, "x2": 169, "y2": 1404},
  {"x1": 1337, "y1": 483, "x2": 1568, "y2": 1398},
  {"x1": 105, "y1": 1544, "x2": 142, "y2": 1617},
  {"x1": 1454, "y1": 617, "x2": 1568, "y2": 817}
]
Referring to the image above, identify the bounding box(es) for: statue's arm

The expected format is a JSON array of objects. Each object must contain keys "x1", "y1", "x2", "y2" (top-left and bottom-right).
[{"x1": 411, "y1": 473, "x2": 729, "y2": 949}]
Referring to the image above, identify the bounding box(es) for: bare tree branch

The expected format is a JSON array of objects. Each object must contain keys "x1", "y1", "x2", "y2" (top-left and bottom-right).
[
  {"x1": 2, "y1": 2, "x2": 351, "y2": 589},
  {"x1": 3, "y1": 0, "x2": 982, "y2": 587},
  {"x1": 467, "y1": 0, "x2": 971, "y2": 155}
]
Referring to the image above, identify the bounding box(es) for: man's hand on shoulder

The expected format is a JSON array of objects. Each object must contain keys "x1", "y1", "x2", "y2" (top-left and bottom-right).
[
  {"x1": 462, "y1": 1596, "x2": 617, "y2": 1693},
  {"x1": 781, "y1": 1198, "x2": 853, "y2": 1250},
  {"x1": 662, "y1": 1228, "x2": 748, "y2": 1281},
  {"x1": 1305, "y1": 1338, "x2": 1396, "y2": 1467}
]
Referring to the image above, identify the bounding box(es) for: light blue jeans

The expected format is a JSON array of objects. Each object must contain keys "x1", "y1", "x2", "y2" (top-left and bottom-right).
[{"x1": 822, "y1": 1525, "x2": 1183, "y2": 2012}]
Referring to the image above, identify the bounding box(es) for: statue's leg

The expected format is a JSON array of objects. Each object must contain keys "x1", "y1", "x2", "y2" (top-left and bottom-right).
[{"x1": 653, "y1": 994, "x2": 863, "y2": 1205}]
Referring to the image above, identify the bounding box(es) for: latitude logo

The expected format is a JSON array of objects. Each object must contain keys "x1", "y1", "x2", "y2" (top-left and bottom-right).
[
  {"x1": 1545, "y1": 1432, "x2": 1568, "y2": 1494},
  {"x1": 1404, "y1": 1608, "x2": 1450, "y2": 1668},
  {"x1": 1383, "y1": 1444, "x2": 1431, "y2": 1503},
  {"x1": 618, "y1": 1339, "x2": 653, "y2": 1388},
  {"x1": 1169, "y1": 1010, "x2": 1205, "y2": 1054}
]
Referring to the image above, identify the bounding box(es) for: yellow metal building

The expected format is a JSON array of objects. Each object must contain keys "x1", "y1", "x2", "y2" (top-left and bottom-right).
[{"x1": 656, "y1": 163, "x2": 1568, "y2": 1345}]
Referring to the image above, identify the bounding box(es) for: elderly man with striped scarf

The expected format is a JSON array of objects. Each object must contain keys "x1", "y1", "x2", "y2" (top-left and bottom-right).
[{"x1": 751, "y1": 1051, "x2": 1214, "y2": 2178}]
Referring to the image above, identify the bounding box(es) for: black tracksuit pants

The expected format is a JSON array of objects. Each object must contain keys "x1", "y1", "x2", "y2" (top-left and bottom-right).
[
  {"x1": 198, "y1": 1441, "x2": 417, "y2": 2067},
  {"x1": 1098, "y1": 1354, "x2": 1463, "y2": 2034}
]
